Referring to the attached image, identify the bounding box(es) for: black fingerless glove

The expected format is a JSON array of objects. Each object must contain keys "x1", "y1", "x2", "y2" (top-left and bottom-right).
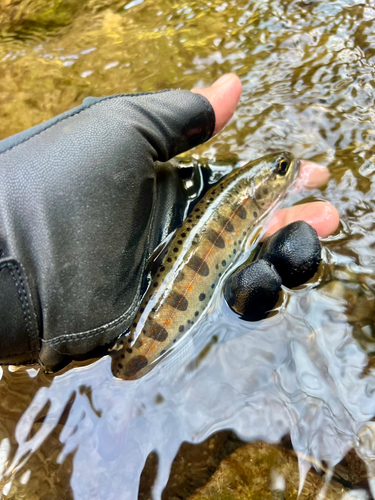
[{"x1": 0, "y1": 90, "x2": 215, "y2": 369}]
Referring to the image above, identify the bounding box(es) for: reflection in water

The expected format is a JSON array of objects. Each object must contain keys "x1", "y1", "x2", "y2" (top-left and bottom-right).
[{"x1": 1, "y1": 0, "x2": 375, "y2": 497}]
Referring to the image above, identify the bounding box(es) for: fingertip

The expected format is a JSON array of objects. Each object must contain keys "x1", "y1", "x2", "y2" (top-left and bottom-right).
[
  {"x1": 303, "y1": 202, "x2": 340, "y2": 238},
  {"x1": 295, "y1": 160, "x2": 330, "y2": 190},
  {"x1": 263, "y1": 202, "x2": 340, "y2": 240},
  {"x1": 191, "y1": 74, "x2": 242, "y2": 135}
]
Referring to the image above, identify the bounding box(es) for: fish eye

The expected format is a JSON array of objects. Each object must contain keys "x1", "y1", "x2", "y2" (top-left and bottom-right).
[{"x1": 276, "y1": 156, "x2": 290, "y2": 176}]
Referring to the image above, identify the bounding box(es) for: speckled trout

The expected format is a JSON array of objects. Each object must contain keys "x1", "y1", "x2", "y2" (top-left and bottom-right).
[{"x1": 111, "y1": 152, "x2": 300, "y2": 380}]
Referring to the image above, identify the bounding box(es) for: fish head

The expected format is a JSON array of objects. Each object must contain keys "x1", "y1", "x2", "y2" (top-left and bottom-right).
[{"x1": 249, "y1": 151, "x2": 300, "y2": 209}]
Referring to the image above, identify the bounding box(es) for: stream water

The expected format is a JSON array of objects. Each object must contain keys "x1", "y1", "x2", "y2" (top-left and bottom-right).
[{"x1": 1, "y1": 0, "x2": 375, "y2": 498}]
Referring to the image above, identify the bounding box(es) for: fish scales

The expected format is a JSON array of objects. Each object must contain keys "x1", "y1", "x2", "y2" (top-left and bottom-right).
[{"x1": 112, "y1": 152, "x2": 299, "y2": 380}]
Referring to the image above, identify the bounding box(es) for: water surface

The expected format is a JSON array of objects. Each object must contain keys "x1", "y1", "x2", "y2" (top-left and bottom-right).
[{"x1": 1, "y1": 0, "x2": 375, "y2": 498}]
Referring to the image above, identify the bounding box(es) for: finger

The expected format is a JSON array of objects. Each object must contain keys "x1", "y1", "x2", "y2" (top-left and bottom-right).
[
  {"x1": 264, "y1": 201, "x2": 339, "y2": 239},
  {"x1": 191, "y1": 74, "x2": 242, "y2": 135},
  {"x1": 295, "y1": 160, "x2": 330, "y2": 190}
]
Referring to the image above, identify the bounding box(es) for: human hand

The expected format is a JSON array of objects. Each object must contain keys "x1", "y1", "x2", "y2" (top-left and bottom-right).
[{"x1": 0, "y1": 73, "x2": 338, "y2": 371}]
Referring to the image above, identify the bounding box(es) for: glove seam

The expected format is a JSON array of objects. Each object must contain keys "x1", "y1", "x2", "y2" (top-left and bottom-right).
[
  {"x1": 0, "y1": 89, "x2": 215, "y2": 158},
  {"x1": 0, "y1": 262, "x2": 38, "y2": 356}
]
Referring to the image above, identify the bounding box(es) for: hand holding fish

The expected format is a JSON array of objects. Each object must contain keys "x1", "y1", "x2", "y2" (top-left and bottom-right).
[{"x1": 0, "y1": 73, "x2": 338, "y2": 373}]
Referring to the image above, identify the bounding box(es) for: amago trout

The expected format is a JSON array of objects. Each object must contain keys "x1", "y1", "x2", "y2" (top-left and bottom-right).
[{"x1": 111, "y1": 152, "x2": 300, "y2": 380}]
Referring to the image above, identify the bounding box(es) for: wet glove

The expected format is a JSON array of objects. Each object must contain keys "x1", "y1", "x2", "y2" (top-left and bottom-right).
[
  {"x1": 0, "y1": 90, "x2": 215, "y2": 370},
  {"x1": 224, "y1": 221, "x2": 322, "y2": 321}
]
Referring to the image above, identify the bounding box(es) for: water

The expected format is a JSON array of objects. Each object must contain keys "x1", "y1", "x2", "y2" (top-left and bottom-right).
[{"x1": 1, "y1": 0, "x2": 375, "y2": 498}]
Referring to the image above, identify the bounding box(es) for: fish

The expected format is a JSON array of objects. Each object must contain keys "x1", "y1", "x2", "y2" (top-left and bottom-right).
[{"x1": 111, "y1": 152, "x2": 300, "y2": 380}]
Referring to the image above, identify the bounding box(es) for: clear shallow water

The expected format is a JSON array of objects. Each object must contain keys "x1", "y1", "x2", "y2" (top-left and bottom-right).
[{"x1": 1, "y1": 0, "x2": 375, "y2": 498}]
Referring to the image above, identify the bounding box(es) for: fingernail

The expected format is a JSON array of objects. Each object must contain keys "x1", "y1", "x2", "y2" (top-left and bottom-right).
[{"x1": 212, "y1": 74, "x2": 234, "y2": 87}]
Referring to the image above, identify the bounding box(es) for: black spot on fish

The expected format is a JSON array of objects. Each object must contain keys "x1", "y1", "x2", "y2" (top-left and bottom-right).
[
  {"x1": 153, "y1": 282, "x2": 158, "y2": 287},
  {"x1": 173, "y1": 339, "x2": 177, "y2": 343},
  {"x1": 156, "y1": 274, "x2": 160, "y2": 278},
  {"x1": 263, "y1": 188, "x2": 268, "y2": 195},
  {"x1": 233, "y1": 249, "x2": 237, "y2": 254},
  {"x1": 219, "y1": 273, "x2": 222, "y2": 277},
  {"x1": 123, "y1": 355, "x2": 148, "y2": 378},
  {"x1": 187, "y1": 255, "x2": 210, "y2": 276},
  {"x1": 215, "y1": 264, "x2": 219, "y2": 270},
  {"x1": 140, "y1": 307, "x2": 144, "y2": 313},
  {"x1": 206, "y1": 228, "x2": 225, "y2": 249},
  {"x1": 166, "y1": 291, "x2": 189, "y2": 311},
  {"x1": 173, "y1": 248, "x2": 178, "y2": 253},
  {"x1": 127, "y1": 348, "x2": 133, "y2": 354},
  {"x1": 199, "y1": 293, "x2": 206, "y2": 301},
  {"x1": 196, "y1": 215, "x2": 201, "y2": 219},
  {"x1": 181, "y1": 233, "x2": 186, "y2": 238},
  {"x1": 133, "y1": 322, "x2": 137, "y2": 328},
  {"x1": 178, "y1": 240, "x2": 183, "y2": 245},
  {"x1": 128, "y1": 338, "x2": 132, "y2": 343},
  {"x1": 235, "y1": 206, "x2": 247, "y2": 219},
  {"x1": 210, "y1": 197, "x2": 214, "y2": 201},
  {"x1": 167, "y1": 257, "x2": 172, "y2": 263},
  {"x1": 160, "y1": 350, "x2": 166, "y2": 355},
  {"x1": 211, "y1": 284, "x2": 215, "y2": 289},
  {"x1": 195, "y1": 208, "x2": 200, "y2": 212},
  {"x1": 179, "y1": 325, "x2": 184, "y2": 333},
  {"x1": 253, "y1": 211, "x2": 258, "y2": 218},
  {"x1": 121, "y1": 354, "x2": 125, "y2": 359},
  {"x1": 187, "y1": 219, "x2": 192, "y2": 223},
  {"x1": 118, "y1": 363, "x2": 123, "y2": 369},
  {"x1": 222, "y1": 260, "x2": 227, "y2": 267},
  {"x1": 145, "y1": 322, "x2": 168, "y2": 342},
  {"x1": 195, "y1": 311, "x2": 199, "y2": 317},
  {"x1": 160, "y1": 266, "x2": 165, "y2": 272}
]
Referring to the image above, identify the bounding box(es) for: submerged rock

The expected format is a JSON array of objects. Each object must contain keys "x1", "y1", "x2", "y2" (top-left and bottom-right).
[{"x1": 189, "y1": 442, "x2": 347, "y2": 500}]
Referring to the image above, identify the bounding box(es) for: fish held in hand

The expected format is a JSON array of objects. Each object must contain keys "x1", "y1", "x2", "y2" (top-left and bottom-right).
[{"x1": 111, "y1": 152, "x2": 300, "y2": 380}]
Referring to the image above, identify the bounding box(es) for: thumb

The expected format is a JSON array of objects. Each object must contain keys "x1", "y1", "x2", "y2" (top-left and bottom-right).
[{"x1": 191, "y1": 74, "x2": 242, "y2": 135}]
